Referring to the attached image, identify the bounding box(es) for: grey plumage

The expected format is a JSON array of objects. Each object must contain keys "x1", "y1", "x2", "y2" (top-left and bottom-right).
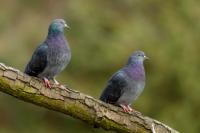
[
  {"x1": 25, "y1": 19, "x2": 71, "y2": 87},
  {"x1": 100, "y1": 51, "x2": 148, "y2": 112}
]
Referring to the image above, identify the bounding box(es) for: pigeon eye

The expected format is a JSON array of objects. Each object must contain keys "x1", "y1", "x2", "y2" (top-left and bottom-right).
[{"x1": 60, "y1": 21, "x2": 65, "y2": 25}]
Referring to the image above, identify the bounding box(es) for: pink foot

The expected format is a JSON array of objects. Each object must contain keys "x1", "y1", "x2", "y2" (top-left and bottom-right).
[
  {"x1": 43, "y1": 78, "x2": 51, "y2": 88},
  {"x1": 120, "y1": 104, "x2": 129, "y2": 113}
]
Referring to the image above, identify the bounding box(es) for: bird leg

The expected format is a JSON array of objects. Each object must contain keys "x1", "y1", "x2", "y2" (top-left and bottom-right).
[
  {"x1": 119, "y1": 104, "x2": 130, "y2": 113},
  {"x1": 43, "y1": 77, "x2": 51, "y2": 88}
]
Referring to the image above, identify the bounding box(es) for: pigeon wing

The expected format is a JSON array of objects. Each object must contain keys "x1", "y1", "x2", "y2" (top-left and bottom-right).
[
  {"x1": 25, "y1": 43, "x2": 48, "y2": 76},
  {"x1": 100, "y1": 71, "x2": 127, "y2": 104}
]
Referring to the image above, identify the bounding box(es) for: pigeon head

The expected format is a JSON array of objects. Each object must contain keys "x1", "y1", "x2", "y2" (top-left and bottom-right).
[
  {"x1": 48, "y1": 19, "x2": 69, "y2": 34},
  {"x1": 127, "y1": 50, "x2": 148, "y2": 65}
]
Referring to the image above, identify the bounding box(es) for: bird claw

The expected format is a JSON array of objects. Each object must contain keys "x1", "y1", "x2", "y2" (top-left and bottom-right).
[
  {"x1": 43, "y1": 78, "x2": 51, "y2": 89},
  {"x1": 120, "y1": 104, "x2": 134, "y2": 113},
  {"x1": 120, "y1": 104, "x2": 129, "y2": 113},
  {"x1": 43, "y1": 78, "x2": 64, "y2": 89}
]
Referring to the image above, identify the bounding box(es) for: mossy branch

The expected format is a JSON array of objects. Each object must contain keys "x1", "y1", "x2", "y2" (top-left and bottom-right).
[{"x1": 0, "y1": 63, "x2": 179, "y2": 133}]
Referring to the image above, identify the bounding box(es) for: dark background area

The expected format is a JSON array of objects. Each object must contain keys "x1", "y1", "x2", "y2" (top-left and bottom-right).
[{"x1": 0, "y1": 0, "x2": 200, "y2": 133}]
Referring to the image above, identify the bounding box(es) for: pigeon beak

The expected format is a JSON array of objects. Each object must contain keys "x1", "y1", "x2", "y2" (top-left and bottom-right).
[
  {"x1": 144, "y1": 55, "x2": 149, "y2": 60},
  {"x1": 64, "y1": 23, "x2": 70, "y2": 30}
]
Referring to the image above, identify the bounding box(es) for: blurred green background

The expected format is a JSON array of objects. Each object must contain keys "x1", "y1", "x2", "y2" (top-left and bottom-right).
[{"x1": 0, "y1": 0, "x2": 200, "y2": 133}]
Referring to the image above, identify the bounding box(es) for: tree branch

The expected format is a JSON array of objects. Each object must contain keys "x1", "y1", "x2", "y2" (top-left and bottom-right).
[{"x1": 0, "y1": 63, "x2": 179, "y2": 133}]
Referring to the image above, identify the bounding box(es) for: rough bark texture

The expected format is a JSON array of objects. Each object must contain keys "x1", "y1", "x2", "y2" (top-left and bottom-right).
[{"x1": 0, "y1": 63, "x2": 179, "y2": 133}]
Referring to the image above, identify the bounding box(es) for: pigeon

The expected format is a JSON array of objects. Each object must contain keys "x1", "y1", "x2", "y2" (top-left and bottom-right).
[
  {"x1": 100, "y1": 51, "x2": 148, "y2": 113},
  {"x1": 25, "y1": 19, "x2": 71, "y2": 88}
]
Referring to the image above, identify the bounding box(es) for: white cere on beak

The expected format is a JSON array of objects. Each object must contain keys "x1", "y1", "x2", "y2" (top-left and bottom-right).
[
  {"x1": 64, "y1": 23, "x2": 70, "y2": 29},
  {"x1": 144, "y1": 55, "x2": 149, "y2": 60}
]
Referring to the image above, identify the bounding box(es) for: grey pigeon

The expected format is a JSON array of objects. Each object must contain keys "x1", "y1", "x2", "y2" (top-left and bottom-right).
[
  {"x1": 100, "y1": 51, "x2": 148, "y2": 112},
  {"x1": 25, "y1": 19, "x2": 71, "y2": 88}
]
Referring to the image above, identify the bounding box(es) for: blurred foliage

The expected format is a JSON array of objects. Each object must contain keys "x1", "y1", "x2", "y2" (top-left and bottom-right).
[{"x1": 0, "y1": 0, "x2": 200, "y2": 133}]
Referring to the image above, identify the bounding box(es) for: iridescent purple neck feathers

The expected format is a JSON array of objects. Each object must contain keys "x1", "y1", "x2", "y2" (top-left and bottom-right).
[
  {"x1": 46, "y1": 32, "x2": 67, "y2": 47},
  {"x1": 124, "y1": 63, "x2": 145, "y2": 81}
]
